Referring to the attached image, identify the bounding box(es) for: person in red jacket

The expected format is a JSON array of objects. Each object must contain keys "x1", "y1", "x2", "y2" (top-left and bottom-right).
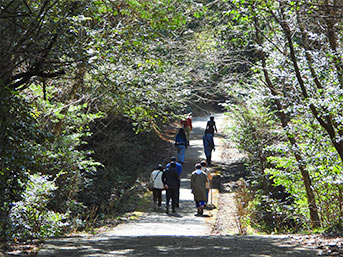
[{"x1": 181, "y1": 114, "x2": 192, "y2": 145}]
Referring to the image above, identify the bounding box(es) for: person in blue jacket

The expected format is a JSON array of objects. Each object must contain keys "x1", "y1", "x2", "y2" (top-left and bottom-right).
[
  {"x1": 203, "y1": 129, "x2": 215, "y2": 166},
  {"x1": 174, "y1": 128, "x2": 187, "y2": 164}
]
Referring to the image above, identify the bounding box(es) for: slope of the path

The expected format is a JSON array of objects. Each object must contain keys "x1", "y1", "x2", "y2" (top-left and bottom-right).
[
  {"x1": 82, "y1": 114, "x2": 223, "y2": 237},
  {"x1": 37, "y1": 113, "x2": 325, "y2": 256},
  {"x1": 37, "y1": 114, "x2": 221, "y2": 256}
]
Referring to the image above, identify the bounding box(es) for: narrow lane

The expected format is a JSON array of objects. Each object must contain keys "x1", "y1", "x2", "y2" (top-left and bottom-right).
[
  {"x1": 37, "y1": 113, "x2": 323, "y2": 257},
  {"x1": 97, "y1": 114, "x2": 223, "y2": 237}
]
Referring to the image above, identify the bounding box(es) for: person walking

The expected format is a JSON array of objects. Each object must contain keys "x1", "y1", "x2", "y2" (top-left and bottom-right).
[
  {"x1": 166, "y1": 157, "x2": 182, "y2": 207},
  {"x1": 191, "y1": 163, "x2": 208, "y2": 215},
  {"x1": 181, "y1": 114, "x2": 192, "y2": 145},
  {"x1": 206, "y1": 115, "x2": 218, "y2": 136},
  {"x1": 150, "y1": 164, "x2": 164, "y2": 210},
  {"x1": 175, "y1": 128, "x2": 187, "y2": 164},
  {"x1": 162, "y1": 162, "x2": 180, "y2": 214},
  {"x1": 203, "y1": 129, "x2": 215, "y2": 166},
  {"x1": 200, "y1": 160, "x2": 212, "y2": 206}
]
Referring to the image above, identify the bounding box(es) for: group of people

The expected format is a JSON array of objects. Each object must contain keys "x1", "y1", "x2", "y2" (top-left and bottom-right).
[
  {"x1": 149, "y1": 157, "x2": 182, "y2": 214},
  {"x1": 149, "y1": 114, "x2": 218, "y2": 216},
  {"x1": 175, "y1": 115, "x2": 218, "y2": 166},
  {"x1": 149, "y1": 158, "x2": 212, "y2": 216}
]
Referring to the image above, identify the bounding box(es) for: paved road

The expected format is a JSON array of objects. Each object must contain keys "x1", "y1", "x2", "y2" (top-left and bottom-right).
[
  {"x1": 37, "y1": 114, "x2": 324, "y2": 256},
  {"x1": 38, "y1": 114, "x2": 222, "y2": 256},
  {"x1": 38, "y1": 234, "x2": 323, "y2": 257},
  {"x1": 97, "y1": 114, "x2": 224, "y2": 237}
]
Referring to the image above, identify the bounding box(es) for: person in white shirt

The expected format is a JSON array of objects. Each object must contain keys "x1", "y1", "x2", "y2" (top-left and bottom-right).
[{"x1": 150, "y1": 164, "x2": 164, "y2": 209}]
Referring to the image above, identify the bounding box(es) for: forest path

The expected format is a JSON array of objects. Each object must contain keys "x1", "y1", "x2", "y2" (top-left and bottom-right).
[
  {"x1": 37, "y1": 114, "x2": 324, "y2": 256},
  {"x1": 98, "y1": 114, "x2": 226, "y2": 237}
]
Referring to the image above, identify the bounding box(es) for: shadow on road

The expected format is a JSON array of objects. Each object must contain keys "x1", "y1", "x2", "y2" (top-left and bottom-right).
[
  {"x1": 38, "y1": 113, "x2": 325, "y2": 257},
  {"x1": 40, "y1": 235, "x2": 321, "y2": 257}
]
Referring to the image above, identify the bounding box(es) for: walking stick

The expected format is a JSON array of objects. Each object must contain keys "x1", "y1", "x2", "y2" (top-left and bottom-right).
[{"x1": 207, "y1": 175, "x2": 216, "y2": 210}]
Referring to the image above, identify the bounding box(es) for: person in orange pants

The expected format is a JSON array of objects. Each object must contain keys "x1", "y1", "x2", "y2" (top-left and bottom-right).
[{"x1": 181, "y1": 114, "x2": 192, "y2": 145}]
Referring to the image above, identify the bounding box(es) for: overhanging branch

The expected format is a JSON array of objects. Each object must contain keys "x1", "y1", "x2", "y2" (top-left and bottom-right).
[{"x1": 9, "y1": 69, "x2": 66, "y2": 91}]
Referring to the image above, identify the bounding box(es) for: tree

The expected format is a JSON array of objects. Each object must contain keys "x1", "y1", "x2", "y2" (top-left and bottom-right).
[
  {"x1": 225, "y1": 0, "x2": 343, "y2": 230},
  {"x1": 0, "y1": 0, "x2": 85, "y2": 91},
  {"x1": 252, "y1": 3, "x2": 320, "y2": 227}
]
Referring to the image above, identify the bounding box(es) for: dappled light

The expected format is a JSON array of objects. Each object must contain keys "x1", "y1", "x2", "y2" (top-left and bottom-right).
[
  {"x1": 39, "y1": 235, "x2": 319, "y2": 257},
  {"x1": 2, "y1": 0, "x2": 343, "y2": 256}
]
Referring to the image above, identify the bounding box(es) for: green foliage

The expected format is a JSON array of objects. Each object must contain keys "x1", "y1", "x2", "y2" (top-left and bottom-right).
[
  {"x1": 2, "y1": 0, "x2": 216, "y2": 243},
  {"x1": 0, "y1": 0, "x2": 88, "y2": 90},
  {"x1": 227, "y1": 96, "x2": 303, "y2": 232},
  {"x1": 24, "y1": 84, "x2": 103, "y2": 215},
  {"x1": 249, "y1": 194, "x2": 306, "y2": 233},
  {"x1": 264, "y1": 113, "x2": 343, "y2": 228},
  {"x1": 9, "y1": 174, "x2": 67, "y2": 239},
  {"x1": 71, "y1": 0, "x2": 202, "y2": 132},
  {"x1": 0, "y1": 89, "x2": 39, "y2": 239},
  {"x1": 276, "y1": 114, "x2": 343, "y2": 228},
  {"x1": 227, "y1": 97, "x2": 282, "y2": 173},
  {"x1": 224, "y1": 0, "x2": 343, "y2": 232},
  {"x1": 0, "y1": 82, "x2": 103, "y2": 240},
  {"x1": 78, "y1": 115, "x2": 171, "y2": 215}
]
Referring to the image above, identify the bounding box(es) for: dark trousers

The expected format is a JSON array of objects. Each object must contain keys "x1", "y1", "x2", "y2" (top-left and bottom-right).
[
  {"x1": 205, "y1": 147, "x2": 213, "y2": 165},
  {"x1": 166, "y1": 188, "x2": 177, "y2": 211},
  {"x1": 176, "y1": 179, "x2": 180, "y2": 205},
  {"x1": 153, "y1": 188, "x2": 163, "y2": 206}
]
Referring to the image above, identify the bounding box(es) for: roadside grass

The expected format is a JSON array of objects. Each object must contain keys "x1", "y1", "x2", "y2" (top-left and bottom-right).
[{"x1": 129, "y1": 190, "x2": 153, "y2": 219}]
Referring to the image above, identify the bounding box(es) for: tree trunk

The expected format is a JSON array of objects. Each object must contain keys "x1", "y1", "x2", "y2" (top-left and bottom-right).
[
  {"x1": 253, "y1": 15, "x2": 321, "y2": 228},
  {"x1": 324, "y1": 0, "x2": 343, "y2": 89},
  {"x1": 296, "y1": 7, "x2": 343, "y2": 163},
  {"x1": 279, "y1": 5, "x2": 343, "y2": 163}
]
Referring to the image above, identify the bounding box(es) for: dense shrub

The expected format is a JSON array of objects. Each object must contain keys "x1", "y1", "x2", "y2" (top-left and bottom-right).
[
  {"x1": 266, "y1": 114, "x2": 343, "y2": 229},
  {"x1": 1, "y1": 85, "x2": 173, "y2": 241},
  {"x1": 0, "y1": 90, "x2": 40, "y2": 239},
  {"x1": 229, "y1": 95, "x2": 343, "y2": 232},
  {"x1": 78, "y1": 115, "x2": 171, "y2": 216},
  {"x1": 0, "y1": 86, "x2": 101, "y2": 239},
  {"x1": 9, "y1": 174, "x2": 67, "y2": 239},
  {"x1": 227, "y1": 100, "x2": 304, "y2": 232}
]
